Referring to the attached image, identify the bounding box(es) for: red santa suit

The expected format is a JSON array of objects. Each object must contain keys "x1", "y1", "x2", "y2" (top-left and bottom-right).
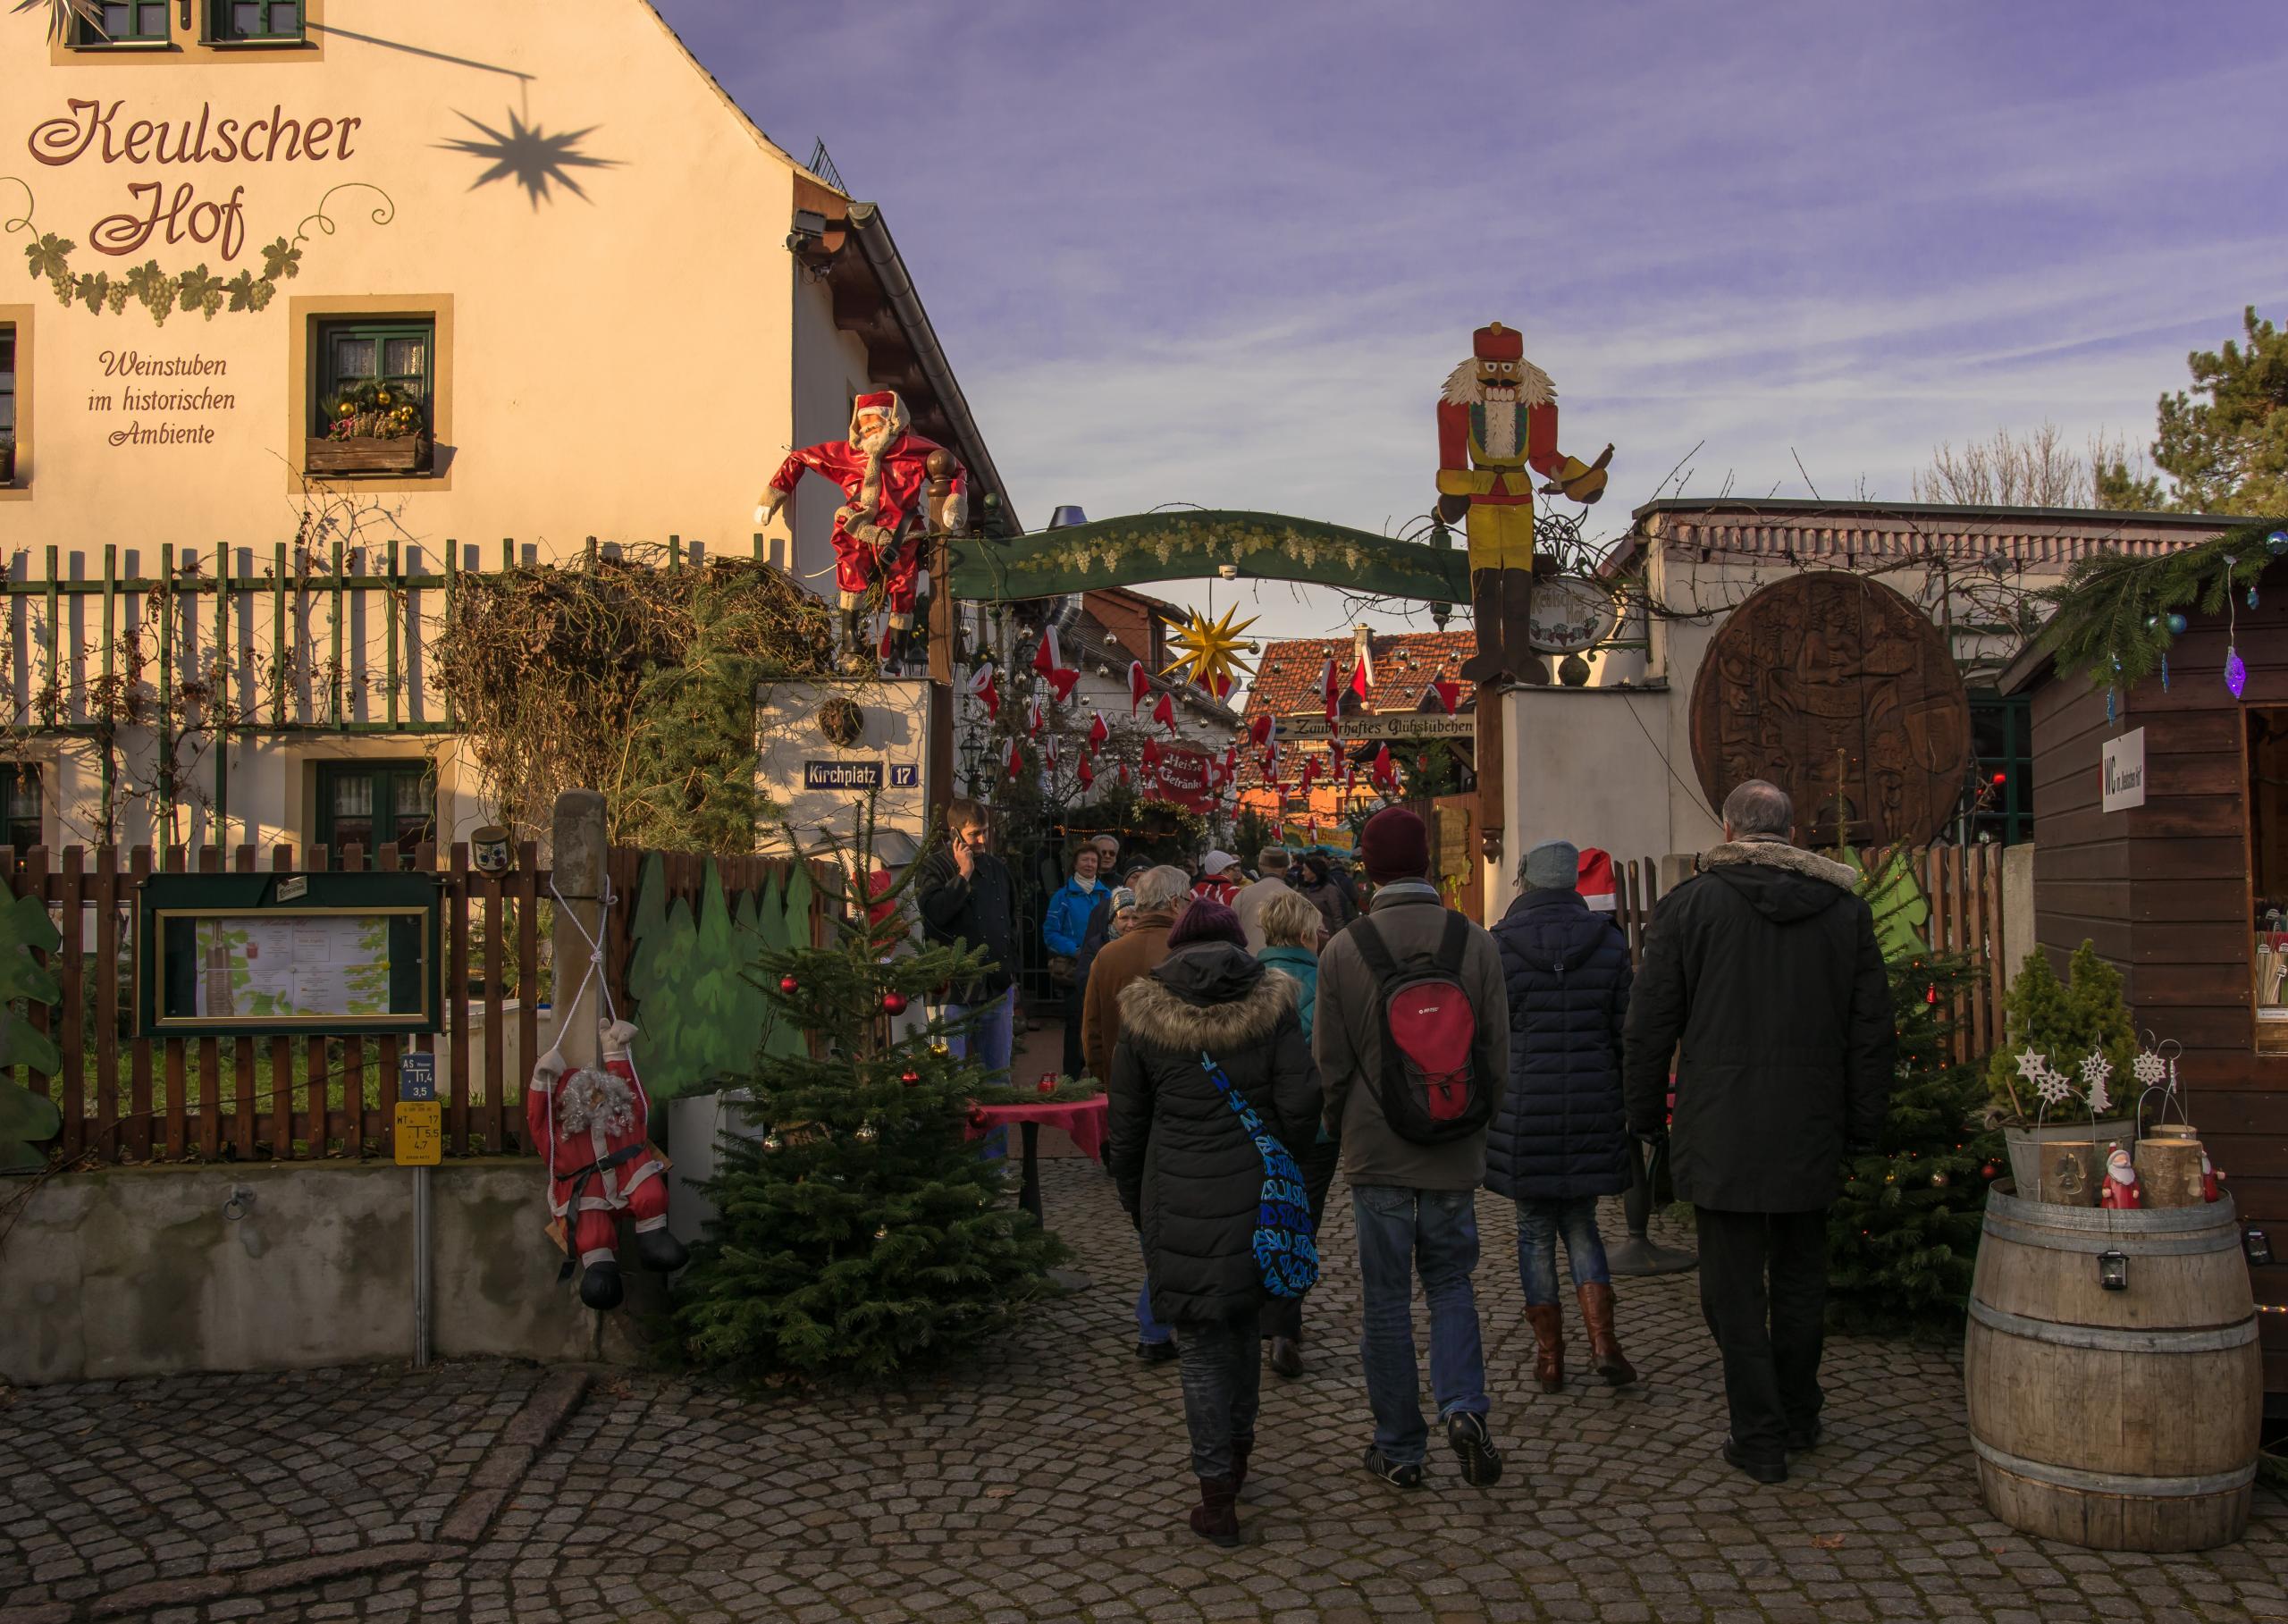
[
  {"x1": 526, "y1": 1020, "x2": 686, "y2": 1310},
  {"x1": 760, "y1": 390, "x2": 967, "y2": 625}
]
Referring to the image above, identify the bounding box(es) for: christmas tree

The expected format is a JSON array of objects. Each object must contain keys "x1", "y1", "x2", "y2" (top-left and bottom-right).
[
  {"x1": 1825, "y1": 944, "x2": 2004, "y2": 1331},
  {"x1": 673, "y1": 802, "x2": 1065, "y2": 1380},
  {"x1": 1983, "y1": 940, "x2": 2139, "y2": 1120}
]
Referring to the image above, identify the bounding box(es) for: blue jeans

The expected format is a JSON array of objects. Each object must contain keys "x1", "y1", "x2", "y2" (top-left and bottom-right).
[
  {"x1": 1352, "y1": 1185, "x2": 1490, "y2": 1466},
  {"x1": 1136, "y1": 1236, "x2": 1173, "y2": 1345},
  {"x1": 1516, "y1": 1195, "x2": 1611, "y2": 1305},
  {"x1": 946, "y1": 988, "x2": 1015, "y2": 1160}
]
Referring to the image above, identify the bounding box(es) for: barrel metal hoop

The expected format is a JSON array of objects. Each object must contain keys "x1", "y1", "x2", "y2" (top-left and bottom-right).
[
  {"x1": 1981, "y1": 1211, "x2": 2246, "y2": 1257},
  {"x1": 1986, "y1": 1187, "x2": 2236, "y2": 1235},
  {"x1": 1968, "y1": 1297, "x2": 2259, "y2": 1354},
  {"x1": 1973, "y1": 1435, "x2": 2259, "y2": 1499}
]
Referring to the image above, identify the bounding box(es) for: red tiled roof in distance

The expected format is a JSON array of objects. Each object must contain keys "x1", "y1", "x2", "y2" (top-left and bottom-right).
[{"x1": 1240, "y1": 631, "x2": 1479, "y2": 721}]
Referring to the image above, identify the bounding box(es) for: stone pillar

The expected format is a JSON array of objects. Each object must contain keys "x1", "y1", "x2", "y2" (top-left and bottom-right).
[{"x1": 550, "y1": 789, "x2": 608, "y2": 1078}]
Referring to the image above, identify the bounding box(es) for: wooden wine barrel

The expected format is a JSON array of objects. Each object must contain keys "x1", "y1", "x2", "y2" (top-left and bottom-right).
[{"x1": 1964, "y1": 1187, "x2": 2261, "y2": 1551}]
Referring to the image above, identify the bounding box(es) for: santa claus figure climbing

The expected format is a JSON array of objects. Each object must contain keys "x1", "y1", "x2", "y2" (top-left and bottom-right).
[
  {"x1": 757, "y1": 390, "x2": 968, "y2": 667},
  {"x1": 1434, "y1": 322, "x2": 1611, "y2": 686},
  {"x1": 527, "y1": 1019, "x2": 688, "y2": 1310}
]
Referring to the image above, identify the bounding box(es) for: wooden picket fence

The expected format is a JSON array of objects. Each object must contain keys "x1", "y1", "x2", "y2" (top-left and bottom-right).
[
  {"x1": 1606, "y1": 843, "x2": 2009, "y2": 1058},
  {"x1": 4, "y1": 839, "x2": 827, "y2": 1167}
]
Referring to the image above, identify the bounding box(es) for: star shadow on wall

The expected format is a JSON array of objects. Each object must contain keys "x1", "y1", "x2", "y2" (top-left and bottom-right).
[{"x1": 438, "y1": 110, "x2": 618, "y2": 209}]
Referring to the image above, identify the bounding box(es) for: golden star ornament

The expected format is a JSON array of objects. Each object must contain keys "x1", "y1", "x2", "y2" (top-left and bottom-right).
[{"x1": 1161, "y1": 605, "x2": 1259, "y2": 691}]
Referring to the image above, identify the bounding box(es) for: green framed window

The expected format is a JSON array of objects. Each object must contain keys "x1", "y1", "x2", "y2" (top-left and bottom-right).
[
  {"x1": 77, "y1": 2, "x2": 171, "y2": 43},
  {"x1": 1965, "y1": 691, "x2": 2032, "y2": 846},
  {"x1": 0, "y1": 325, "x2": 15, "y2": 484},
  {"x1": 0, "y1": 763, "x2": 41, "y2": 849},
  {"x1": 209, "y1": 0, "x2": 301, "y2": 40},
  {"x1": 316, "y1": 762, "x2": 434, "y2": 856},
  {"x1": 313, "y1": 319, "x2": 433, "y2": 436}
]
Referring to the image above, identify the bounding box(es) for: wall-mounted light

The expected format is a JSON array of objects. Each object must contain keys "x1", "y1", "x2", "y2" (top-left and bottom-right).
[
  {"x1": 2098, "y1": 1249, "x2": 2129, "y2": 1292},
  {"x1": 785, "y1": 210, "x2": 829, "y2": 254}
]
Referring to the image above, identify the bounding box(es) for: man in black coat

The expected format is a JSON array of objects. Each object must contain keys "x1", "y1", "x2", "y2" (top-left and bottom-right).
[
  {"x1": 915, "y1": 796, "x2": 1018, "y2": 1078},
  {"x1": 1622, "y1": 779, "x2": 1895, "y2": 1485}
]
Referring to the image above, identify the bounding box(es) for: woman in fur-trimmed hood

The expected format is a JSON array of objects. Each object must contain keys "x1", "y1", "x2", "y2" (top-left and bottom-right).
[{"x1": 1107, "y1": 898, "x2": 1320, "y2": 1546}]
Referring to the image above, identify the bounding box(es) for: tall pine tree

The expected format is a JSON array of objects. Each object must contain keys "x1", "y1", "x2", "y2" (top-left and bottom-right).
[{"x1": 674, "y1": 804, "x2": 1064, "y2": 1379}]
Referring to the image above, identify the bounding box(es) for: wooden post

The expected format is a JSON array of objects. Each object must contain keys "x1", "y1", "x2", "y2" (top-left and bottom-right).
[
  {"x1": 550, "y1": 790, "x2": 608, "y2": 1081},
  {"x1": 1475, "y1": 685, "x2": 1505, "y2": 876},
  {"x1": 923, "y1": 450, "x2": 957, "y2": 818}
]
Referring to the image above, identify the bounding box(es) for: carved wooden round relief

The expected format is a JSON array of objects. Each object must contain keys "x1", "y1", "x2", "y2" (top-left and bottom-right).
[{"x1": 1687, "y1": 573, "x2": 1970, "y2": 847}]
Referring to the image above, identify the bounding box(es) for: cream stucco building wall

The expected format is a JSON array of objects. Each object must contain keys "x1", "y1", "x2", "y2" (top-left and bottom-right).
[{"x1": 0, "y1": 1, "x2": 973, "y2": 854}]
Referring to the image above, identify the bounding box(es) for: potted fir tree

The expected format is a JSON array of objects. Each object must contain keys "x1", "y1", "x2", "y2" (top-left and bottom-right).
[{"x1": 1986, "y1": 942, "x2": 2139, "y2": 1193}]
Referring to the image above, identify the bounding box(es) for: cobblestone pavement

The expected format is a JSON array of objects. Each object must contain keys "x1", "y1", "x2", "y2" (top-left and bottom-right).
[{"x1": 5, "y1": 1158, "x2": 2283, "y2": 1623}]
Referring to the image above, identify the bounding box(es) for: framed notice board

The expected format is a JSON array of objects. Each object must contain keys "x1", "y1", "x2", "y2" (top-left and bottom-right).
[{"x1": 135, "y1": 871, "x2": 442, "y2": 1038}]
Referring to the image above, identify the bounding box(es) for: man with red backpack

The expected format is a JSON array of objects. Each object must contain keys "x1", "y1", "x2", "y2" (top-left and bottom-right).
[{"x1": 1315, "y1": 807, "x2": 1511, "y2": 1491}]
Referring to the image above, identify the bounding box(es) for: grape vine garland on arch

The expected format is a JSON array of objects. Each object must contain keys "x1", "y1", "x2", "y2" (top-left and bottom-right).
[{"x1": 1, "y1": 179, "x2": 397, "y2": 325}]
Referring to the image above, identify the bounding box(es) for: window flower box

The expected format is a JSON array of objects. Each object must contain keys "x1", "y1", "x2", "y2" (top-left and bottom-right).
[{"x1": 305, "y1": 433, "x2": 431, "y2": 477}]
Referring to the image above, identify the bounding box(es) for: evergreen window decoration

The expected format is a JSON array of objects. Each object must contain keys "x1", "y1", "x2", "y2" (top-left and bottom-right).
[
  {"x1": 209, "y1": 0, "x2": 300, "y2": 40},
  {"x1": 315, "y1": 319, "x2": 432, "y2": 437},
  {"x1": 78, "y1": 1, "x2": 169, "y2": 43}
]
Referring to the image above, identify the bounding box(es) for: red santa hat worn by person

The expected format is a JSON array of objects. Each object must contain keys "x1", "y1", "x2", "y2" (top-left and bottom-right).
[{"x1": 1577, "y1": 847, "x2": 1618, "y2": 913}]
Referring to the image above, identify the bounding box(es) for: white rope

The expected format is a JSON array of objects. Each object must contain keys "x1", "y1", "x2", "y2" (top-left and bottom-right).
[{"x1": 538, "y1": 871, "x2": 627, "y2": 1171}]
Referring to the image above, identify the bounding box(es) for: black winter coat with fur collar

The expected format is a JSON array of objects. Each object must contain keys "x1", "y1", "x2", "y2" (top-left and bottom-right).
[{"x1": 1107, "y1": 943, "x2": 1322, "y2": 1324}]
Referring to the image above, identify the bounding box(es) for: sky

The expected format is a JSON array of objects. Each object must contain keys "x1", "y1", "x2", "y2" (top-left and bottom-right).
[{"x1": 655, "y1": 0, "x2": 2288, "y2": 642}]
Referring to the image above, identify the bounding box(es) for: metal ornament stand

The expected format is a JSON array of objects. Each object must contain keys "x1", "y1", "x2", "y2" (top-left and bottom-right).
[{"x1": 1606, "y1": 1133, "x2": 1697, "y2": 1276}]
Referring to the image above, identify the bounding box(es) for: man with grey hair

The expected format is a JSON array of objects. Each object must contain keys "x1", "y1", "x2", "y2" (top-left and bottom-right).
[
  {"x1": 1622, "y1": 778, "x2": 1894, "y2": 1485},
  {"x1": 1082, "y1": 862, "x2": 1193, "y2": 1362},
  {"x1": 1231, "y1": 846, "x2": 1293, "y2": 953}
]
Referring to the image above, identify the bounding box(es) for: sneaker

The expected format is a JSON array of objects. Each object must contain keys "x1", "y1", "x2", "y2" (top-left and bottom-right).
[
  {"x1": 1137, "y1": 1338, "x2": 1178, "y2": 1365},
  {"x1": 1361, "y1": 1447, "x2": 1424, "y2": 1489},
  {"x1": 1446, "y1": 1411, "x2": 1503, "y2": 1489},
  {"x1": 1721, "y1": 1435, "x2": 1788, "y2": 1484},
  {"x1": 1786, "y1": 1416, "x2": 1823, "y2": 1452}
]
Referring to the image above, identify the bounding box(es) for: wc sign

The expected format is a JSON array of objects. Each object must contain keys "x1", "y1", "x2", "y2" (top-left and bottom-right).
[{"x1": 2100, "y1": 728, "x2": 2146, "y2": 812}]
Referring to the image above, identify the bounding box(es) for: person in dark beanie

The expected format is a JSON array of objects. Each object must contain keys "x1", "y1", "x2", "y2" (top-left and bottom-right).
[
  {"x1": 1486, "y1": 839, "x2": 1637, "y2": 1394},
  {"x1": 1108, "y1": 897, "x2": 1320, "y2": 1546},
  {"x1": 1295, "y1": 852, "x2": 1358, "y2": 938},
  {"x1": 1315, "y1": 806, "x2": 1510, "y2": 1491},
  {"x1": 1624, "y1": 779, "x2": 1895, "y2": 1485}
]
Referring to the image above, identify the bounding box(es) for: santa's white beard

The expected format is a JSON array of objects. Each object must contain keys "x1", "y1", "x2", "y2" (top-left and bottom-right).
[{"x1": 1480, "y1": 393, "x2": 1521, "y2": 459}]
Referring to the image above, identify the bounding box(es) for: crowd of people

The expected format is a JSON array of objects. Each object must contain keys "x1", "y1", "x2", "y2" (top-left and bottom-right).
[{"x1": 919, "y1": 781, "x2": 1896, "y2": 1546}]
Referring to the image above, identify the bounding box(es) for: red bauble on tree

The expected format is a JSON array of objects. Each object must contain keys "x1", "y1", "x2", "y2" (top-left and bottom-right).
[
  {"x1": 778, "y1": 974, "x2": 800, "y2": 995},
  {"x1": 901, "y1": 1069, "x2": 921, "y2": 1086},
  {"x1": 881, "y1": 990, "x2": 909, "y2": 1016}
]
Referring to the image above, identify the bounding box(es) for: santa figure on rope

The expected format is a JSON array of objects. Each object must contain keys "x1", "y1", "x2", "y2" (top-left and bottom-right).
[
  {"x1": 527, "y1": 1020, "x2": 688, "y2": 1311},
  {"x1": 757, "y1": 389, "x2": 968, "y2": 668},
  {"x1": 1435, "y1": 321, "x2": 1611, "y2": 686}
]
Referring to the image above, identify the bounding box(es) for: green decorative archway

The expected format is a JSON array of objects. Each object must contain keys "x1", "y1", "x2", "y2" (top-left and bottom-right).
[{"x1": 946, "y1": 510, "x2": 1468, "y2": 605}]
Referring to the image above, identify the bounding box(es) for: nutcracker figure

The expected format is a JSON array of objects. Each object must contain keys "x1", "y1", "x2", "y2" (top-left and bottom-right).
[
  {"x1": 1434, "y1": 322, "x2": 1612, "y2": 686},
  {"x1": 757, "y1": 390, "x2": 968, "y2": 667},
  {"x1": 526, "y1": 1019, "x2": 689, "y2": 1310}
]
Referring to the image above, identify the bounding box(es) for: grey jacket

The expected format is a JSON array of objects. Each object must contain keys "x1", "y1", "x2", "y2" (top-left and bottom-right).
[{"x1": 1313, "y1": 881, "x2": 1510, "y2": 1191}]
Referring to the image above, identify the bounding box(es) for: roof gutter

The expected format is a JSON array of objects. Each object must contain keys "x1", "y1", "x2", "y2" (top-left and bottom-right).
[{"x1": 845, "y1": 203, "x2": 1021, "y2": 534}]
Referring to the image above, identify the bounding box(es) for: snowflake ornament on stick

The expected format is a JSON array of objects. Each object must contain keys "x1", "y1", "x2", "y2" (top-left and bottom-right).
[
  {"x1": 2132, "y1": 1051, "x2": 2167, "y2": 1090},
  {"x1": 2079, "y1": 1050, "x2": 2113, "y2": 1116},
  {"x1": 2026, "y1": 1053, "x2": 2074, "y2": 1110}
]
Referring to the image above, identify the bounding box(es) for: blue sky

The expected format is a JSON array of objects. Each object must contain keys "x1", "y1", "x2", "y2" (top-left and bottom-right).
[{"x1": 656, "y1": 0, "x2": 2288, "y2": 636}]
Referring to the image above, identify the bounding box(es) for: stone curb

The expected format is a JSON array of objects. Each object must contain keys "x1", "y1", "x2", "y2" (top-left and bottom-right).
[{"x1": 37, "y1": 1368, "x2": 592, "y2": 1622}]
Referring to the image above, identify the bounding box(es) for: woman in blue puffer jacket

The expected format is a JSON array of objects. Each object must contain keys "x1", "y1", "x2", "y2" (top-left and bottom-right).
[
  {"x1": 1044, "y1": 846, "x2": 1111, "y2": 1079},
  {"x1": 1486, "y1": 839, "x2": 1638, "y2": 1393}
]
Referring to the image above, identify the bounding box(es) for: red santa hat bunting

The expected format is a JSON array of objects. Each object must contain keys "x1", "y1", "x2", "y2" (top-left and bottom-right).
[
  {"x1": 1348, "y1": 642, "x2": 1375, "y2": 703},
  {"x1": 1045, "y1": 732, "x2": 1058, "y2": 767},
  {"x1": 1151, "y1": 692, "x2": 1178, "y2": 735},
  {"x1": 1300, "y1": 754, "x2": 1321, "y2": 789},
  {"x1": 1117, "y1": 761, "x2": 1131, "y2": 786},
  {"x1": 1370, "y1": 743, "x2": 1397, "y2": 790},
  {"x1": 1031, "y1": 626, "x2": 1080, "y2": 703},
  {"x1": 1143, "y1": 737, "x2": 1162, "y2": 770},
  {"x1": 1087, "y1": 711, "x2": 1110, "y2": 753},
  {"x1": 1577, "y1": 848, "x2": 1618, "y2": 913},
  {"x1": 1005, "y1": 740, "x2": 1025, "y2": 779},
  {"x1": 1026, "y1": 698, "x2": 1045, "y2": 737},
  {"x1": 964, "y1": 664, "x2": 1000, "y2": 719},
  {"x1": 1128, "y1": 661, "x2": 1150, "y2": 713},
  {"x1": 1320, "y1": 657, "x2": 1342, "y2": 736},
  {"x1": 1426, "y1": 679, "x2": 1461, "y2": 716},
  {"x1": 1249, "y1": 712, "x2": 1276, "y2": 749},
  {"x1": 1077, "y1": 757, "x2": 1095, "y2": 789}
]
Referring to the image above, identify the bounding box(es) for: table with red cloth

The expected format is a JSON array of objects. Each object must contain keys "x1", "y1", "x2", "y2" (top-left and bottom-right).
[{"x1": 965, "y1": 1094, "x2": 1108, "y2": 1225}]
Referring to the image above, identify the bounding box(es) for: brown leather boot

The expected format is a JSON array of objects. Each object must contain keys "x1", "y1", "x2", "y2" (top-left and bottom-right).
[
  {"x1": 1189, "y1": 1476, "x2": 1241, "y2": 1547},
  {"x1": 1527, "y1": 1303, "x2": 1565, "y2": 1392},
  {"x1": 1458, "y1": 569, "x2": 1507, "y2": 684},
  {"x1": 1577, "y1": 1282, "x2": 1637, "y2": 1386}
]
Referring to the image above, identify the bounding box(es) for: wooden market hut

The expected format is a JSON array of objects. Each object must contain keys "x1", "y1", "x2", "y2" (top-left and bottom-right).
[{"x1": 2000, "y1": 526, "x2": 2288, "y2": 1403}]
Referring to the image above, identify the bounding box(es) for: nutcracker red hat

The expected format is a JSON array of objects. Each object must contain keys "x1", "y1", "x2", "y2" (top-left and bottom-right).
[{"x1": 1473, "y1": 322, "x2": 1524, "y2": 362}]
